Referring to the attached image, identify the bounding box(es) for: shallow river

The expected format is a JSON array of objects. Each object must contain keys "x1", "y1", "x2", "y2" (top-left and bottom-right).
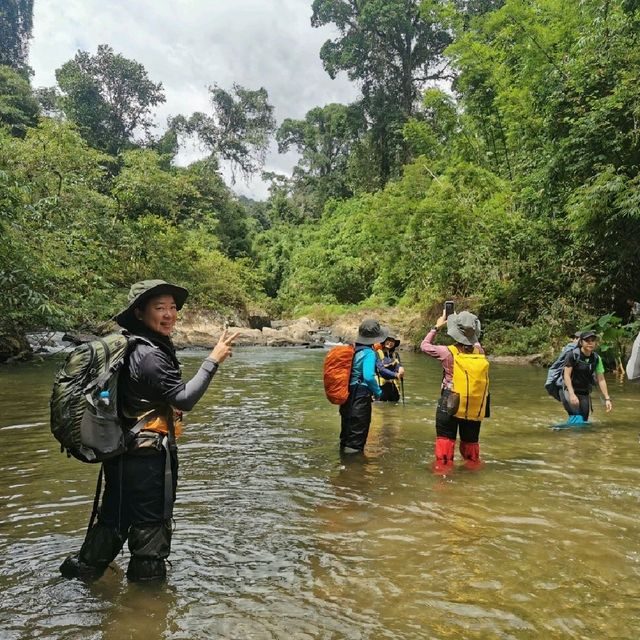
[{"x1": 1, "y1": 347, "x2": 640, "y2": 640}]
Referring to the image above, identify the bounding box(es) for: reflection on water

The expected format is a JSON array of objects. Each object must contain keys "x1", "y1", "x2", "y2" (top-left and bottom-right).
[{"x1": 1, "y1": 348, "x2": 640, "y2": 638}]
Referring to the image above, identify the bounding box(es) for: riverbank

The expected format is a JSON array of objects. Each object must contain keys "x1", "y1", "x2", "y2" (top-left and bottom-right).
[
  {"x1": 161, "y1": 308, "x2": 544, "y2": 365},
  {"x1": 2, "y1": 306, "x2": 551, "y2": 365}
]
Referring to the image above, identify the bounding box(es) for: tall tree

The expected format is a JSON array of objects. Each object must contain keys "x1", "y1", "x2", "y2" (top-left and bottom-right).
[
  {"x1": 173, "y1": 83, "x2": 275, "y2": 180},
  {"x1": 0, "y1": 64, "x2": 39, "y2": 135},
  {"x1": 447, "y1": 0, "x2": 640, "y2": 307},
  {"x1": 55, "y1": 44, "x2": 165, "y2": 154},
  {"x1": 0, "y1": 0, "x2": 34, "y2": 73},
  {"x1": 277, "y1": 102, "x2": 365, "y2": 211},
  {"x1": 311, "y1": 0, "x2": 451, "y2": 184}
]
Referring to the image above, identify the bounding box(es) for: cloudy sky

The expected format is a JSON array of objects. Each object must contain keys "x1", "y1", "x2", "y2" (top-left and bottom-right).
[{"x1": 29, "y1": 0, "x2": 358, "y2": 199}]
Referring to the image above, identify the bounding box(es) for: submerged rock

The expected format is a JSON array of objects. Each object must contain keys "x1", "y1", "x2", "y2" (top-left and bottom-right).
[{"x1": 0, "y1": 333, "x2": 32, "y2": 363}]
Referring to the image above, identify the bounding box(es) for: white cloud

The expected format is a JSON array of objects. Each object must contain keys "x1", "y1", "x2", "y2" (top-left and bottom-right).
[{"x1": 29, "y1": 0, "x2": 358, "y2": 199}]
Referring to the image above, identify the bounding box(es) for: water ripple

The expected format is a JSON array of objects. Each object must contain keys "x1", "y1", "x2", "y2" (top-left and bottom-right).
[{"x1": 1, "y1": 351, "x2": 640, "y2": 638}]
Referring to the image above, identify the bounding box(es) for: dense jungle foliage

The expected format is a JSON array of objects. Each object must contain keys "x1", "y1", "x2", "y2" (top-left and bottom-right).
[{"x1": 1, "y1": 0, "x2": 639, "y2": 359}]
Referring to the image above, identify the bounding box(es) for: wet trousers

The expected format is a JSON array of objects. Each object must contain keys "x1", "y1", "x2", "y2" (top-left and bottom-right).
[
  {"x1": 559, "y1": 389, "x2": 591, "y2": 421},
  {"x1": 60, "y1": 448, "x2": 177, "y2": 582},
  {"x1": 435, "y1": 391, "x2": 481, "y2": 462},
  {"x1": 339, "y1": 392, "x2": 372, "y2": 452},
  {"x1": 379, "y1": 381, "x2": 400, "y2": 403}
]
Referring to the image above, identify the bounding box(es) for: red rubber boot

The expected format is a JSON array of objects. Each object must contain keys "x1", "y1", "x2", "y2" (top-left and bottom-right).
[
  {"x1": 460, "y1": 441, "x2": 482, "y2": 470},
  {"x1": 433, "y1": 437, "x2": 456, "y2": 474}
]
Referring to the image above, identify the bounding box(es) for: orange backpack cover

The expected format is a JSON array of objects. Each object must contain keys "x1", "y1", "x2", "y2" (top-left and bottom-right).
[{"x1": 323, "y1": 345, "x2": 355, "y2": 404}]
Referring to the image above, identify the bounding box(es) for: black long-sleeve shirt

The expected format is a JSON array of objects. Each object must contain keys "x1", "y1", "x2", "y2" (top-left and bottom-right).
[{"x1": 119, "y1": 334, "x2": 218, "y2": 419}]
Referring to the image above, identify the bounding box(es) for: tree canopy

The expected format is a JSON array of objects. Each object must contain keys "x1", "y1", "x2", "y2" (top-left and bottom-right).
[
  {"x1": 55, "y1": 44, "x2": 166, "y2": 154},
  {"x1": 311, "y1": 0, "x2": 451, "y2": 184},
  {"x1": 173, "y1": 83, "x2": 276, "y2": 180}
]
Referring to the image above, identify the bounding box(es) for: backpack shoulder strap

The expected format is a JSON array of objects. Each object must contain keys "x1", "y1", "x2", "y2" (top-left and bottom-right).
[{"x1": 125, "y1": 333, "x2": 156, "y2": 350}]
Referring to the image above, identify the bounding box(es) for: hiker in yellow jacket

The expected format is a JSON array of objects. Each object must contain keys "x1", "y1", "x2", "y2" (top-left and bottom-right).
[{"x1": 420, "y1": 309, "x2": 489, "y2": 471}]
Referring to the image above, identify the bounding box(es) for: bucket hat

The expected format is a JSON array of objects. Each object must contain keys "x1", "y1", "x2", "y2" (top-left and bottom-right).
[
  {"x1": 114, "y1": 279, "x2": 189, "y2": 330},
  {"x1": 356, "y1": 319, "x2": 389, "y2": 345},
  {"x1": 383, "y1": 334, "x2": 401, "y2": 349},
  {"x1": 446, "y1": 311, "x2": 481, "y2": 346}
]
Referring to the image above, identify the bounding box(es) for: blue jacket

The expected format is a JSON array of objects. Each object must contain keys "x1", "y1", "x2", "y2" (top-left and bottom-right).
[{"x1": 349, "y1": 345, "x2": 382, "y2": 399}]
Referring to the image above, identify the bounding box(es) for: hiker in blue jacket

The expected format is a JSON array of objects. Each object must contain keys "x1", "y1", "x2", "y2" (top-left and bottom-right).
[{"x1": 339, "y1": 319, "x2": 387, "y2": 454}]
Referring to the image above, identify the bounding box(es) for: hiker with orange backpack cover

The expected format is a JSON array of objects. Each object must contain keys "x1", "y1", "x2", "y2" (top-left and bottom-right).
[
  {"x1": 338, "y1": 319, "x2": 388, "y2": 454},
  {"x1": 421, "y1": 307, "x2": 488, "y2": 471}
]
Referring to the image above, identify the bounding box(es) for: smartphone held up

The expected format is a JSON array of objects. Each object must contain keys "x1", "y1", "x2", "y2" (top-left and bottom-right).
[{"x1": 444, "y1": 300, "x2": 454, "y2": 318}]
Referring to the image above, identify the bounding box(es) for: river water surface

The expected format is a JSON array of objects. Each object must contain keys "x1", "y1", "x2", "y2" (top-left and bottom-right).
[{"x1": 1, "y1": 347, "x2": 640, "y2": 639}]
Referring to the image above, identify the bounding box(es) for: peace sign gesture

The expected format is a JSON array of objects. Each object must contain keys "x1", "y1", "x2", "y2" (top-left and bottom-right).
[{"x1": 209, "y1": 328, "x2": 241, "y2": 364}]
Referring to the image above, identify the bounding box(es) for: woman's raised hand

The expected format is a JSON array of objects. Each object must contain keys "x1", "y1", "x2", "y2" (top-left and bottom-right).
[{"x1": 209, "y1": 328, "x2": 241, "y2": 364}]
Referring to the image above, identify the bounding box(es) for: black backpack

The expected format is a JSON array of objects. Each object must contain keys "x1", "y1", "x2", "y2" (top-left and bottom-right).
[{"x1": 50, "y1": 333, "x2": 150, "y2": 462}]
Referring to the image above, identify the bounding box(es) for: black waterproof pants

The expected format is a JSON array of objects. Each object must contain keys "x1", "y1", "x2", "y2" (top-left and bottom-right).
[
  {"x1": 60, "y1": 447, "x2": 177, "y2": 582},
  {"x1": 435, "y1": 391, "x2": 481, "y2": 442},
  {"x1": 559, "y1": 389, "x2": 591, "y2": 421},
  {"x1": 339, "y1": 392, "x2": 372, "y2": 452},
  {"x1": 379, "y1": 381, "x2": 400, "y2": 403}
]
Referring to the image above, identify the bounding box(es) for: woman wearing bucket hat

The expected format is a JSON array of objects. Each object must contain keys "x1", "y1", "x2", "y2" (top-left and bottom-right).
[
  {"x1": 420, "y1": 307, "x2": 489, "y2": 472},
  {"x1": 375, "y1": 334, "x2": 405, "y2": 402},
  {"x1": 339, "y1": 318, "x2": 388, "y2": 453},
  {"x1": 561, "y1": 330, "x2": 612, "y2": 422},
  {"x1": 60, "y1": 279, "x2": 239, "y2": 582}
]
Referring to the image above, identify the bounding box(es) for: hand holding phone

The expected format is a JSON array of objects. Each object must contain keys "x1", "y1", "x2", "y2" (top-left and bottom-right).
[{"x1": 444, "y1": 300, "x2": 454, "y2": 318}]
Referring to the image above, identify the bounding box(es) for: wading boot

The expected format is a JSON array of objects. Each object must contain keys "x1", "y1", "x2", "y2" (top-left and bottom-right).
[
  {"x1": 126, "y1": 557, "x2": 167, "y2": 582},
  {"x1": 59, "y1": 554, "x2": 106, "y2": 581},
  {"x1": 126, "y1": 521, "x2": 171, "y2": 583},
  {"x1": 341, "y1": 446, "x2": 362, "y2": 455},
  {"x1": 460, "y1": 441, "x2": 482, "y2": 470},
  {"x1": 59, "y1": 522, "x2": 124, "y2": 581},
  {"x1": 433, "y1": 437, "x2": 456, "y2": 474}
]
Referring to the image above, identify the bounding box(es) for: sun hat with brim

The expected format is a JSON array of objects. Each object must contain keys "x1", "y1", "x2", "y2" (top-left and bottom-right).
[
  {"x1": 383, "y1": 334, "x2": 401, "y2": 349},
  {"x1": 446, "y1": 311, "x2": 481, "y2": 346},
  {"x1": 579, "y1": 330, "x2": 597, "y2": 340},
  {"x1": 114, "y1": 279, "x2": 189, "y2": 330},
  {"x1": 356, "y1": 319, "x2": 389, "y2": 345}
]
